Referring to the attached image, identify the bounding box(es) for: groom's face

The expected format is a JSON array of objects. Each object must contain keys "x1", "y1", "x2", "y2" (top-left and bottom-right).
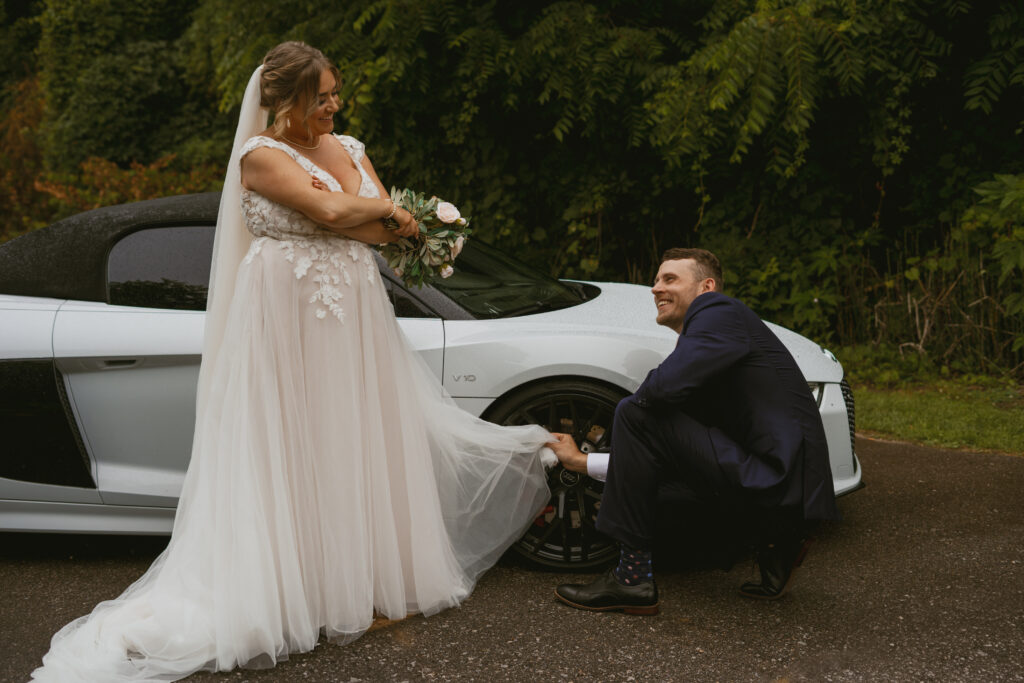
[{"x1": 652, "y1": 258, "x2": 713, "y2": 333}]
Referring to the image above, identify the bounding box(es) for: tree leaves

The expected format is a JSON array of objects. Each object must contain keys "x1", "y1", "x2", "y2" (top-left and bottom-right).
[
  {"x1": 6, "y1": 0, "x2": 1022, "y2": 372},
  {"x1": 963, "y1": 5, "x2": 1024, "y2": 116}
]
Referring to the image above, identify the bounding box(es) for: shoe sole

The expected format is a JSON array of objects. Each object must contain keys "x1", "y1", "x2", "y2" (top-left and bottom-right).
[
  {"x1": 738, "y1": 537, "x2": 813, "y2": 601},
  {"x1": 738, "y1": 585, "x2": 792, "y2": 600},
  {"x1": 553, "y1": 589, "x2": 660, "y2": 615}
]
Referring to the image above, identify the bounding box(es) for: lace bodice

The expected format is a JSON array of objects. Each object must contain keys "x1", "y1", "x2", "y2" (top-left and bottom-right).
[
  {"x1": 239, "y1": 134, "x2": 381, "y2": 240},
  {"x1": 237, "y1": 134, "x2": 381, "y2": 324}
]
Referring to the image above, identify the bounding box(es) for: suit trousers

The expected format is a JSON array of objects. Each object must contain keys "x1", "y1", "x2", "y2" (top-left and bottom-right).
[{"x1": 594, "y1": 397, "x2": 741, "y2": 550}]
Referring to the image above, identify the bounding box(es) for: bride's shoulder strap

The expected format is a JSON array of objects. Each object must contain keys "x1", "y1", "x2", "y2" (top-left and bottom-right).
[
  {"x1": 239, "y1": 135, "x2": 298, "y2": 162},
  {"x1": 334, "y1": 134, "x2": 365, "y2": 163}
]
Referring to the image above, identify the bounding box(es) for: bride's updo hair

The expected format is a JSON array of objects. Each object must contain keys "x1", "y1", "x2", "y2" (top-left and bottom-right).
[{"x1": 260, "y1": 41, "x2": 340, "y2": 138}]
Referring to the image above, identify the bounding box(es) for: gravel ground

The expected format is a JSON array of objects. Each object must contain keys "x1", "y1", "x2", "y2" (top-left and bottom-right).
[{"x1": 3, "y1": 436, "x2": 1022, "y2": 682}]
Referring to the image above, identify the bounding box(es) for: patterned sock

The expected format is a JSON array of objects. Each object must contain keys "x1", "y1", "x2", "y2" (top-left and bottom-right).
[{"x1": 612, "y1": 545, "x2": 654, "y2": 586}]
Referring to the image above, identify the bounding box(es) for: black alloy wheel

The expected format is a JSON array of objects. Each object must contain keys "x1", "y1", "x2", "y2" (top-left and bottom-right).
[{"x1": 484, "y1": 379, "x2": 628, "y2": 570}]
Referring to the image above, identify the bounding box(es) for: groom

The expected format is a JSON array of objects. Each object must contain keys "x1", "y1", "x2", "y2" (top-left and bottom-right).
[{"x1": 547, "y1": 248, "x2": 839, "y2": 615}]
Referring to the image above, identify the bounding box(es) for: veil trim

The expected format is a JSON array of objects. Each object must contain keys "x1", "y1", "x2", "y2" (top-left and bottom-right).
[{"x1": 196, "y1": 66, "x2": 267, "y2": 411}]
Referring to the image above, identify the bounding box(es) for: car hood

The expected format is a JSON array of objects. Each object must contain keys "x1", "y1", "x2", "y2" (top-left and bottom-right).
[{"x1": 526, "y1": 281, "x2": 844, "y2": 383}]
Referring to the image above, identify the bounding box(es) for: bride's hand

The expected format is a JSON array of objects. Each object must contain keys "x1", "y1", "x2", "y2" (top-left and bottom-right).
[{"x1": 392, "y1": 207, "x2": 418, "y2": 238}]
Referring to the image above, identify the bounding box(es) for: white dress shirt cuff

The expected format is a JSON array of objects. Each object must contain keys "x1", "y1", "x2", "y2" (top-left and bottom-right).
[{"x1": 586, "y1": 451, "x2": 609, "y2": 482}]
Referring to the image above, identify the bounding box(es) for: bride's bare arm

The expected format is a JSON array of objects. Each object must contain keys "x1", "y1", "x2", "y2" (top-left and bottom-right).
[
  {"x1": 320, "y1": 154, "x2": 410, "y2": 245},
  {"x1": 241, "y1": 147, "x2": 413, "y2": 233},
  {"x1": 335, "y1": 220, "x2": 401, "y2": 244},
  {"x1": 306, "y1": 176, "x2": 394, "y2": 243}
]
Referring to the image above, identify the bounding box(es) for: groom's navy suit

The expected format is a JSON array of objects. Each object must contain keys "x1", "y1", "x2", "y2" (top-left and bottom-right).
[{"x1": 595, "y1": 291, "x2": 839, "y2": 550}]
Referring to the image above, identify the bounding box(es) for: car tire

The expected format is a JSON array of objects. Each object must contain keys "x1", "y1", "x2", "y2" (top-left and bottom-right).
[{"x1": 483, "y1": 379, "x2": 628, "y2": 570}]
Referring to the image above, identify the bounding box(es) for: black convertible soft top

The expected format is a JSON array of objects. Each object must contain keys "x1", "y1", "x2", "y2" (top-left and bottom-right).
[{"x1": 0, "y1": 193, "x2": 221, "y2": 303}]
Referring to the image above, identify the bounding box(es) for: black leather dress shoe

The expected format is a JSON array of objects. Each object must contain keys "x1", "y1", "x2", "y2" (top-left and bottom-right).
[
  {"x1": 555, "y1": 569, "x2": 659, "y2": 615},
  {"x1": 739, "y1": 536, "x2": 812, "y2": 600}
]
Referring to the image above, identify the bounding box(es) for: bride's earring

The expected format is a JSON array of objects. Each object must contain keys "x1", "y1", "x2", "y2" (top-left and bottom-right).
[{"x1": 286, "y1": 119, "x2": 291, "y2": 129}]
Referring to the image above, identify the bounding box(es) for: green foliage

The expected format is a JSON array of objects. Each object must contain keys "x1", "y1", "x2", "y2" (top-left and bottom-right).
[
  {"x1": 34, "y1": 155, "x2": 222, "y2": 221},
  {"x1": 960, "y1": 173, "x2": 1024, "y2": 352},
  {"x1": 50, "y1": 41, "x2": 182, "y2": 167},
  {"x1": 4, "y1": 0, "x2": 1023, "y2": 377},
  {"x1": 36, "y1": 0, "x2": 210, "y2": 170},
  {"x1": 963, "y1": 174, "x2": 1024, "y2": 290},
  {"x1": 37, "y1": 0, "x2": 194, "y2": 105},
  {"x1": 963, "y1": 5, "x2": 1024, "y2": 119},
  {"x1": 837, "y1": 343, "x2": 948, "y2": 387},
  {"x1": 647, "y1": 0, "x2": 954, "y2": 179},
  {"x1": 0, "y1": 1, "x2": 42, "y2": 97},
  {"x1": 0, "y1": 77, "x2": 50, "y2": 241}
]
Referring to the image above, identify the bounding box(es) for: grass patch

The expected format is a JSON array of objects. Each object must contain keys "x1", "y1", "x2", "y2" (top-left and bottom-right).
[
  {"x1": 853, "y1": 382, "x2": 1024, "y2": 455},
  {"x1": 835, "y1": 344, "x2": 1024, "y2": 455}
]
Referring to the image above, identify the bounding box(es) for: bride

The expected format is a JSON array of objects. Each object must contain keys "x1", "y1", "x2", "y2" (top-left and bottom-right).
[{"x1": 31, "y1": 41, "x2": 553, "y2": 682}]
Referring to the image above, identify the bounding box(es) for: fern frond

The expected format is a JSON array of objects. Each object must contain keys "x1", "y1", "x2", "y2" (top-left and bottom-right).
[
  {"x1": 729, "y1": 21, "x2": 779, "y2": 163},
  {"x1": 781, "y1": 10, "x2": 820, "y2": 137},
  {"x1": 963, "y1": 6, "x2": 1024, "y2": 114}
]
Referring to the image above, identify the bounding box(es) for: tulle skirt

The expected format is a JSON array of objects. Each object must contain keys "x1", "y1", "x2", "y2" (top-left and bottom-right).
[{"x1": 31, "y1": 235, "x2": 552, "y2": 682}]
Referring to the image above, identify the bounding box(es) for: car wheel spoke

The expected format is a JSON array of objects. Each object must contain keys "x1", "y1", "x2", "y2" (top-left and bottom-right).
[
  {"x1": 557, "y1": 491, "x2": 571, "y2": 564},
  {"x1": 597, "y1": 410, "x2": 614, "y2": 449},
  {"x1": 508, "y1": 409, "x2": 534, "y2": 426},
  {"x1": 546, "y1": 399, "x2": 560, "y2": 433},
  {"x1": 568, "y1": 400, "x2": 581, "y2": 439},
  {"x1": 576, "y1": 490, "x2": 590, "y2": 562},
  {"x1": 531, "y1": 505, "x2": 564, "y2": 551}
]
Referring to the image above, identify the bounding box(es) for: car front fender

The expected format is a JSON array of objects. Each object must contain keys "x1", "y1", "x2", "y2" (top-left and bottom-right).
[{"x1": 442, "y1": 320, "x2": 672, "y2": 399}]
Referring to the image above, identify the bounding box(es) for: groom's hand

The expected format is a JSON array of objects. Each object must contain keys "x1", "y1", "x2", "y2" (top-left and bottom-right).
[{"x1": 547, "y1": 433, "x2": 588, "y2": 474}]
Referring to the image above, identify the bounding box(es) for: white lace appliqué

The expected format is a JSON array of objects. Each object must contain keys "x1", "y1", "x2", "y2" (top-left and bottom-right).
[
  {"x1": 238, "y1": 135, "x2": 382, "y2": 325},
  {"x1": 363, "y1": 251, "x2": 377, "y2": 284},
  {"x1": 278, "y1": 238, "x2": 351, "y2": 322},
  {"x1": 243, "y1": 237, "x2": 267, "y2": 265}
]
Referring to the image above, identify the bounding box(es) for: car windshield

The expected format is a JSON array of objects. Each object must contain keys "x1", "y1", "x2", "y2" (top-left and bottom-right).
[{"x1": 430, "y1": 240, "x2": 593, "y2": 318}]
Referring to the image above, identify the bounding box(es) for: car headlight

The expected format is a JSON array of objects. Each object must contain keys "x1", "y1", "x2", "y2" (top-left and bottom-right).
[{"x1": 807, "y1": 382, "x2": 824, "y2": 406}]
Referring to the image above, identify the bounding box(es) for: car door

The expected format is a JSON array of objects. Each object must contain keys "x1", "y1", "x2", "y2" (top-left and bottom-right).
[
  {"x1": 54, "y1": 224, "x2": 445, "y2": 509},
  {"x1": 0, "y1": 294, "x2": 103, "y2": 507},
  {"x1": 53, "y1": 225, "x2": 212, "y2": 507}
]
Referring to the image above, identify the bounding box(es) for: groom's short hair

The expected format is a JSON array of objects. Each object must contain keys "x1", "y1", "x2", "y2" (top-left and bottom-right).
[{"x1": 661, "y1": 248, "x2": 723, "y2": 290}]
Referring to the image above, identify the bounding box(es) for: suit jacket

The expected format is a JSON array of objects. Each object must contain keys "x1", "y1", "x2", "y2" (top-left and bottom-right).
[{"x1": 634, "y1": 291, "x2": 839, "y2": 521}]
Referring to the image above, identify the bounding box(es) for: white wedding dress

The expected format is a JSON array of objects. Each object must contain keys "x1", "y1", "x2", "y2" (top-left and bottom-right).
[{"x1": 30, "y1": 130, "x2": 552, "y2": 681}]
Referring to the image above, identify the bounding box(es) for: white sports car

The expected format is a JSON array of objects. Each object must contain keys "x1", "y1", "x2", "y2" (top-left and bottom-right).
[{"x1": 0, "y1": 193, "x2": 861, "y2": 568}]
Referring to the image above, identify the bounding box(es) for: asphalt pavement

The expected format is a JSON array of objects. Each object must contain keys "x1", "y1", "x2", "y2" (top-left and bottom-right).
[{"x1": 3, "y1": 436, "x2": 1022, "y2": 682}]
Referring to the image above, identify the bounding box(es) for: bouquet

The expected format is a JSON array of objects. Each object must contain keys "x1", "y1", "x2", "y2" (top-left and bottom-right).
[{"x1": 379, "y1": 187, "x2": 471, "y2": 289}]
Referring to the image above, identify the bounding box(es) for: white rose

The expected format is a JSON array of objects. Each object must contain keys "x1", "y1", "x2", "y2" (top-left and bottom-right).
[
  {"x1": 452, "y1": 235, "x2": 465, "y2": 257},
  {"x1": 436, "y1": 202, "x2": 461, "y2": 224},
  {"x1": 440, "y1": 264, "x2": 454, "y2": 278},
  {"x1": 393, "y1": 267, "x2": 403, "y2": 277},
  {"x1": 456, "y1": 217, "x2": 466, "y2": 226}
]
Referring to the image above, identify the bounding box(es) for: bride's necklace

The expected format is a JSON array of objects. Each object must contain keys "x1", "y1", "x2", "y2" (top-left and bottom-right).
[{"x1": 281, "y1": 134, "x2": 321, "y2": 150}]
